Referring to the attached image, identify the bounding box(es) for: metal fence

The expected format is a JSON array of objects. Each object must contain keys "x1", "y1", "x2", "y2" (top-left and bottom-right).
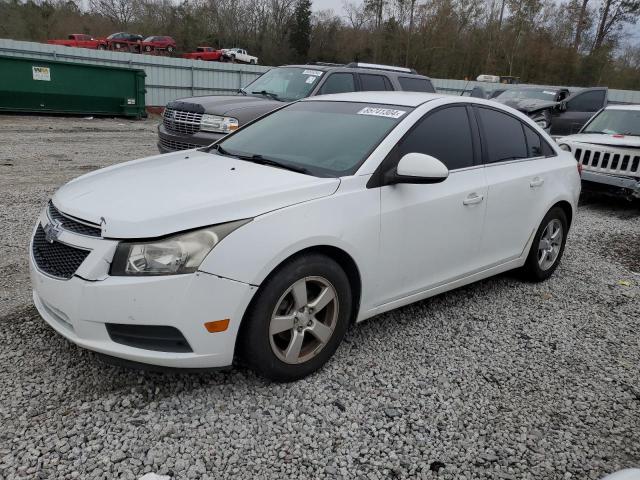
[
  {"x1": 0, "y1": 39, "x2": 269, "y2": 106},
  {"x1": 2, "y1": 38, "x2": 640, "y2": 107}
]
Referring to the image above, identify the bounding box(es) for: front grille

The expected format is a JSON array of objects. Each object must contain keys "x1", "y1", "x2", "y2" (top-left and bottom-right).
[
  {"x1": 48, "y1": 201, "x2": 101, "y2": 237},
  {"x1": 573, "y1": 146, "x2": 640, "y2": 176},
  {"x1": 159, "y1": 136, "x2": 200, "y2": 152},
  {"x1": 106, "y1": 324, "x2": 193, "y2": 353},
  {"x1": 163, "y1": 108, "x2": 203, "y2": 135},
  {"x1": 32, "y1": 225, "x2": 90, "y2": 279}
]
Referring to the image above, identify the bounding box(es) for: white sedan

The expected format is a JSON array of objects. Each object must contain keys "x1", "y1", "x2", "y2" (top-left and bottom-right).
[{"x1": 30, "y1": 92, "x2": 581, "y2": 381}]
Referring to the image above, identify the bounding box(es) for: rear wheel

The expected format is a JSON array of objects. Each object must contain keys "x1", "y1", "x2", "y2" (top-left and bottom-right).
[
  {"x1": 167, "y1": 46, "x2": 174, "y2": 53},
  {"x1": 520, "y1": 207, "x2": 568, "y2": 282},
  {"x1": 237, "y1": 254, "x2": 352, "y2": 381}
]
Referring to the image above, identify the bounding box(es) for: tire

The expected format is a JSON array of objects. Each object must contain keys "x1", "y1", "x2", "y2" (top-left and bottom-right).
[
  {"x1": 237, "y1": 254, "x2": 352, "y2": 382},
  {"x1": 115, "y1": 43, "x2": 121, "y2": 49},
  {"x1": 230, "y1": 54, "x2": 236, "y2": 63},
  {"x1": 250, "y1": 59, "x2": 256, "y2": 64},
  {"x1": 520, "y1": 206, "x2": 568, "y2": 282},
  {"x1": 98, "y1": 44, "x2": 106, "y2": 50},
  {"x1": 167, "y1": 46, "x2": 174, "y2": 53},
  {"x1": 145, "y1": 45, "x2": 152, "y2": 52}
]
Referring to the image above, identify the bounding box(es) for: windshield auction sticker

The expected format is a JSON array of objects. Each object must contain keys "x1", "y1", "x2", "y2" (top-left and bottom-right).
[
  {"x1": 357, "y1": 107, "x2": 406, "y2": 119},
  {"x1": 302, "y1": 69, "x2": 323, "y2": 76}
]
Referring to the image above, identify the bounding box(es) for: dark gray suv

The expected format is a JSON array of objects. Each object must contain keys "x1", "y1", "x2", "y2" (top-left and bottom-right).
[{"x1": 157, "y1": 62, "x2": 436, "y2": 152}]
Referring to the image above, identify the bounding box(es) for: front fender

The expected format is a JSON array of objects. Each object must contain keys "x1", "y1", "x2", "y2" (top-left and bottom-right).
[{"x1": 198, "y1": 176, "x2": 380, "y2": 311}]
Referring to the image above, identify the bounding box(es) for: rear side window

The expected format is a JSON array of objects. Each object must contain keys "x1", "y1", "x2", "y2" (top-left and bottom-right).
[
  {"x1": 567, "y1": 90, "x2": 606, "y2": 112},
  {"x1": 319, "y1": 74, "x2": 356, "y2": 95},
  {"x1": 398, "y1": 77, "x2": 435, "y2": 93},
  {"x1": 523, "y1": 124, "x2": 554, "y2": 157},
  {"x1": 397, "y1": 106, "x2": 474, "y2": 170},
  {"x1": 477, "y1": 107, "x2": 527, "y2": 163},
  {"x1": 360, "y1": 74, "x2": 392, "y2": 91}
]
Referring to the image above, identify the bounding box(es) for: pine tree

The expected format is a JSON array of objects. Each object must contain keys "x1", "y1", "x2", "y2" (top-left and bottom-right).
[{"x1": 290, "y1": 0, "x2": 312, "y2": 62}]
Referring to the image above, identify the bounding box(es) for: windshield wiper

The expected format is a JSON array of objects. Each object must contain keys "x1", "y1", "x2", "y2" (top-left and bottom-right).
[
  {"x1": 251, "y1": 90, "x2": 281, "y2": 101},
  {"x1": 237, "y1": 88, "x2": 247, "y2": 95},
  {"x1": 236, "y1": 153, "x2": 309, "y2": 174},
  {"x1": 210, "y1": 144, "x2": 309, "y2": 174}
]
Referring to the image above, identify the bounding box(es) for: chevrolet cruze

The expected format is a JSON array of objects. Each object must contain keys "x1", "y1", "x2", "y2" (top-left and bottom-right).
[{"x1": 30, "y1": 92, "x2": 581, "y2": 381}]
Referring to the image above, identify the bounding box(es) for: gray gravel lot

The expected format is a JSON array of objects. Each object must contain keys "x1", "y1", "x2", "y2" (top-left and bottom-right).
[{"x1": 0, "y1": 114, "x2": 639, "y2": 480}]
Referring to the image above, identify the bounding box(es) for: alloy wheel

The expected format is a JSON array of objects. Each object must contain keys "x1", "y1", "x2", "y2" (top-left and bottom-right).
[
  {"x1": 269, "y1": 276, "x2": 339, "y2": 364},
  {"x1": 538, "y1": 218, "x2": 563, "y2": 270}
]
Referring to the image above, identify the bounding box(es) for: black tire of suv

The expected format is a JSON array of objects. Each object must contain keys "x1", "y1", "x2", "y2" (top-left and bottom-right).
[
  {"x1": 520, "y1": 207, "x2": 568, "y2": 282},
  {"x1": 237, "y1": 254, "x2": 352, "y2": 382}
]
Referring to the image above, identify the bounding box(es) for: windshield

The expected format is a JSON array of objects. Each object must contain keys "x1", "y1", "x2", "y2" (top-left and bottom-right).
[
  {"x1": 213, "y1": 101, "x2": 410, "y2": 177},
  {"x1": 243, "y1": 67, "x2": 325, "y2": 102},
  {"x1": 582, "y1": 109, "x2": 640, "y2": 136},
  {"x1": 496, "y1": 89, "x2": 559, "y2": 102}
]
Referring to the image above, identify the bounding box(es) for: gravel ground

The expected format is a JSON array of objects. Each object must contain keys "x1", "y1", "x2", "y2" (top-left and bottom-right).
[{"x1": 0, "y1": 115, "x2": 638, "y2": 480}]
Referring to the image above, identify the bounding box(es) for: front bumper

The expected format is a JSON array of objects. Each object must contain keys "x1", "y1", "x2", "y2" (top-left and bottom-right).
[
  {"x1": 29, "y1": 215, "x2": 257, "y2": 368},
  {"x1": 157, "y1": 123, "x2": 225, "y2": 153},
  {"x1": 582, "y1": 170, "x2": 640, "y2": 198}
]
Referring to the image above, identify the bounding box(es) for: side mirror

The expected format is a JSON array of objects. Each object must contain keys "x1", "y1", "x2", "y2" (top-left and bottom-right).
[
  {"x1": 385, "y1": 153, "x2": 449, "y2": 185},
  {"x1": 557, "y1": 101, "x2": 567, "y2": 112}
]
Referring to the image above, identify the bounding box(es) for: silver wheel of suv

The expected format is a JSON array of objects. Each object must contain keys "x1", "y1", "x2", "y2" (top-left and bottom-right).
[
  {"x1": 538, "y1": 218, "x2": 563, "y2": 270},
  {"x1": 269, "y1": 276, "x2": 339, "y2": 365}
]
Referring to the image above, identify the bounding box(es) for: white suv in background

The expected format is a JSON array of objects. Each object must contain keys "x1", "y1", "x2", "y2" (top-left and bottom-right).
[{"x1": 30, "y1": 92, "x2": 580, "y2": 381}]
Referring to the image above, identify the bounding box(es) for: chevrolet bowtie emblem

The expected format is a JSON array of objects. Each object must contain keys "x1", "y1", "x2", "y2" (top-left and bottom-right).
[{"x1": 43, "y1": 219, "x2": 63, "y2": 244}]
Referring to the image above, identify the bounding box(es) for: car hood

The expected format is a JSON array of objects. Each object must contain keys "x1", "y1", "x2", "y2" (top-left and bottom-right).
[
  {"x1": 495, "y1": 98, "x2": 558, "y2": 113},
  {"x1": 170, "y1": 95, "x2": 284, "y2": 118},
  {"x1": 558, "y1": 133, "x2": 640, "y2": 148},
  {"x1": 52, "y1": 150, "x2": 340, "y2": 239}
]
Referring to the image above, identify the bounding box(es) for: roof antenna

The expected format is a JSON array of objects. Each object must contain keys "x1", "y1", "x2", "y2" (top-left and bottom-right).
[{"x1": 460, "y1": 79, "x2": 470, "y2": 96}]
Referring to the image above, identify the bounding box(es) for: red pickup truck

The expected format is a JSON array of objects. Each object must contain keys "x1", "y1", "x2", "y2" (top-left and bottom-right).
[
  {"x1": 47, "y1": 34, "x2": 106, "y2": 49},
  {"x1": 182, "y1": 47, "x2": 225, "y2": 61}
]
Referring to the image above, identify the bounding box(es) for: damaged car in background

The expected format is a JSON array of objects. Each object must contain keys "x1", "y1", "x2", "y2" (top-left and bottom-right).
[
  {"x1": 491, "y1": 86, "x2": 608, "y2": 136},
  {"x1": 557, "y1": 105, "x2": 640, "y2": 200}
]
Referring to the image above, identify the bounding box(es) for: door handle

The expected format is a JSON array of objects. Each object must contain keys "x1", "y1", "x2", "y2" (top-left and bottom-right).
[
  {"x1": 530, "y1": 177, "x2": 545, "y2": 188},
  {"x1": 463, "y1": 193, "x2": 484, "y2": 205}
]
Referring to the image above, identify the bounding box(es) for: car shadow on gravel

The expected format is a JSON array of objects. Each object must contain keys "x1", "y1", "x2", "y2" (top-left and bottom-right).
[{"x1": 579, "y1": 190, "x2": 640, "y2": 219}]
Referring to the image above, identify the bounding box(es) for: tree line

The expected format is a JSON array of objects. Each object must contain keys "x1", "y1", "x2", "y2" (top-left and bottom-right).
[{"x1": 1, "y1": 0, "x2": 639, "y2": 89}]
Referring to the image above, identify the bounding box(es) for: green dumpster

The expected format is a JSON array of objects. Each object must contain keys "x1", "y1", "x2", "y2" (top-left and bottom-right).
[{"x1": 0, "y1": 55, "x2": 146, "y2": 118}]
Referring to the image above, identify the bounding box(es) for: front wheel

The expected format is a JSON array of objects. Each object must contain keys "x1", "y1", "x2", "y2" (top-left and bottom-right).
[
  {"x1": 237, "y1": 254, "x2": 352, "y2": 381},
  {"x1": 250, "y1": 59, "x2": 256, "y2": 64},
  {"x1": 520, "y1": 207, "x2": 568, "y2": 282},
  {"x1": 167, "y1": 46, "x2": 174, "y2": 52}
]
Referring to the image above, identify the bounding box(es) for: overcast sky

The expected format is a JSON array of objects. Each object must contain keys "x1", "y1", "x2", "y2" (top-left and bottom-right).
[{"x1": 312, "y1": 0, "x2": 353, "y2": 16}]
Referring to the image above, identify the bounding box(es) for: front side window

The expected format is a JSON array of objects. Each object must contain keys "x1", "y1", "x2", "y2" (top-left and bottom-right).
[
  {"x1": 567, "y1": 90, "x2": 606, "y2": 112},
  {"x1": 477, "y1": 107, "x2": 527, "y2": 163},
  {"x1": 582, "y1": 109, "x2": 640, "y2": 136},
  {"x1": 244, "y1": 67, "x2": 325, "y2": 102},
  {"x1": 396, "y1": 106, "x2": 474, "y2": 170},
  {"x1": 319, "y1": 73, "x2": 356, "y2": 95},
  {"x1": 215, "y1": 101, "x2": 409, "y2": 177}
]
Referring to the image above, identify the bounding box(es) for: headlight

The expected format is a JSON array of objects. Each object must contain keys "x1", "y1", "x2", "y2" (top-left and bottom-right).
[
  {"x1": 200, "y1": 114, "x2": 239, "y2": 133},
  {"x1": 558, "y1": 143, "x2": 571, "y2": 152},
  {"x1": 535, "y1": 118, "x2": 550, "y2": 129},
  {"x1": 110, "y1": 219, "x2": 250, "y2": 276}
]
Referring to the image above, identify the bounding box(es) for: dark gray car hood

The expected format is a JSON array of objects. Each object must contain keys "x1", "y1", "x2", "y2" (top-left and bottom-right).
[
  {"x1": 167, "y1": 95, "x2": 285, "y2": 124},
  {"x1": 496, "y1": 98, "x2": 559, "y2": 114}
]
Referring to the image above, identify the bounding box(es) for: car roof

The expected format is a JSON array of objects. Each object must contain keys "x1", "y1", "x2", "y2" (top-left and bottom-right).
[
  {"x1": 606, "y1": 104, "x2": 640, "y2": 111},
  {"x1": 301, "y1": 91, "x2": 444, "y2": 107},
  {"x1": 284, "y1": 64, "x2": 431, "y2": 79}
]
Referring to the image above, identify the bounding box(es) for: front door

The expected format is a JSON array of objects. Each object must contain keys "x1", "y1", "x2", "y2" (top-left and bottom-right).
[
  {"x1": 551, "y1": 88, "x2": 607, "y2": 136},
  {"x1": 376, "y1": 105, "x2": 488, "y2": 304}
]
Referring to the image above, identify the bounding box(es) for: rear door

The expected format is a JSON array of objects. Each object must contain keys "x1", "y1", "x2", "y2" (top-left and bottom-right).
[
  {"x1": 316, "y1": 73, "x2": 357, "y2": 95},
  {"x1": 551, "y1": 88, "x2": 607, "y2": 136},
  {"x1": 476, "y1": 106, "x2": 558, "y2": 266}
]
